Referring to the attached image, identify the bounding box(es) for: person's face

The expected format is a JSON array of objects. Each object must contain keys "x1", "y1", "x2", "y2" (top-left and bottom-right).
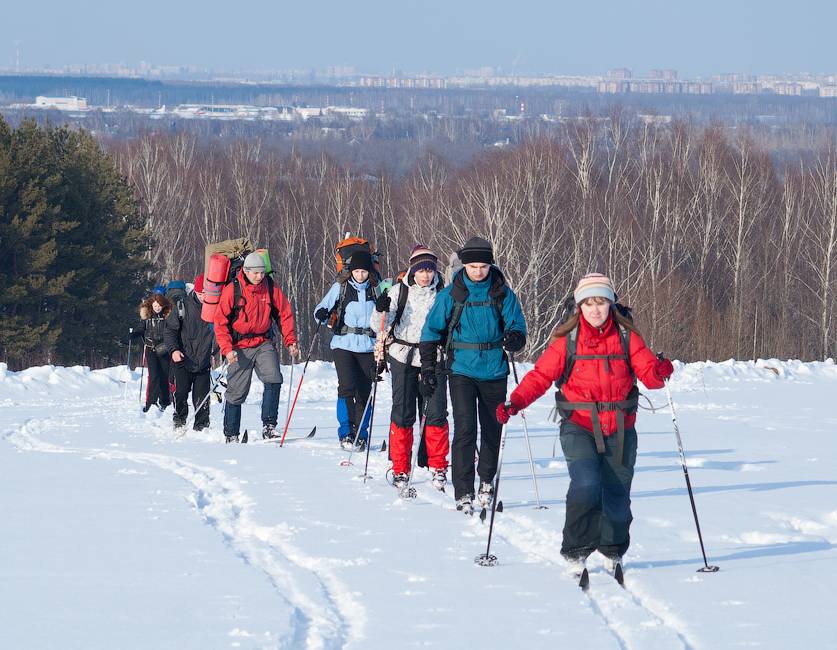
[
  {"x1": 414, "y1": 268, "x2": 434, "y2": 287},
  {"x1": 244, "y1": 268, "x2": 266, "y2": 285},
  {"x1": 152, "y1": 300, "x2": 163, "y2": 314},
  {"x1": 464, "y1": 263, "x2": 490, "y2": 282},
  {"x1": 579, "y1": 297, "x2": 611, "y2": 328},
  {"x1": 352, "y1": 269, "x2": 369, "y2": 283}
]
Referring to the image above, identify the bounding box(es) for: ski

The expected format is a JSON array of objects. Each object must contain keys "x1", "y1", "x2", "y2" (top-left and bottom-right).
[
  {"x1": 578, "y1": 568, "x2": 590, "y2": 591},
  {"x1": 479, "y1": 500, "x2": 503, "y2": 522},
  {"x1": 614, "y1": 562, "x2": 625, "y2": 587},
  {"x1": 266, "y1": 426, "x2": 316, "y2": 443}
]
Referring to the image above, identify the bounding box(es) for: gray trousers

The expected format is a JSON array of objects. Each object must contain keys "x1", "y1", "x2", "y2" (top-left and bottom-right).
[{"x1": 225, "y1": 341, "x2": 283, "y2": 405}]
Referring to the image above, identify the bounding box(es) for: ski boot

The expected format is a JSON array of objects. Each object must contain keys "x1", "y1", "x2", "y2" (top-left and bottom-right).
[
  {"x1": 392, "y1": 472, "x2": 409, "y2": 491},
  {"x1": 340, "y1": 437, "x2": 355, "y2": 451},
  {"x1": 262, "y1": 423, "x2": 279, "y2": 440},
  {"x1": 477, "y1": 480, "x2": 494, "y2": 509},
  {"x1": 354, "y1": 438, "x2": 367, "y2": 452},
  {"x1": 456, "y1": 494, "x2": 474, "y2": 515},
  {"x1": 142, "y1": 404, "x2": 152, "y2": 413},
  {"x1": 430, "y1": 467, "x2": 447, "y2": 492},
  {"x1": 225, "y1": 433, "x2": 240, "y2": 444},
  {"x1": 158, "y1": 403, "x2": 169, "y2": 413}
]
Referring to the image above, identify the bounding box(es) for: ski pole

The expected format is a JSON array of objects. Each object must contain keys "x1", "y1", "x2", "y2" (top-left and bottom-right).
[
  {"x1": 124, "y1": 330, "x2": 134, "y2": 400},
  {"x1": 509, "y1": 353, "x2": 546, "y2": 509},
  {"x1": 475, "y1": 411, "x2": 511, "y2": 567},
  {"x1": 279, "y1": 322, "x2": 323, "y2": 447},
  {"x1": 284, "y1": 358, "x2": 295, "y2": 428},
  {"x1": 400, "y1": 398, "x2": 429, "y2": 498},
  {"x1": 138, "y1": 346, "x2": 147, "y2": 405},
  {"x1": 184, "y1": 361, "x2": 229, "y2": 430},
  {"x1": 362, "y1": 359, "x2": 385, "y2": 483},
  {"x1": 663, "y1": 377, "x2": 719, "y2": 573},
  {"x1": 342, "y1": 386, "x2": 376, "y2": 467}
]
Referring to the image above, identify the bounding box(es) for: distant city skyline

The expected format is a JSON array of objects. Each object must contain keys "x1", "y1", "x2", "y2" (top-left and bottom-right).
[{"x1": 2, "y1": 0, "x2": 837, "y2": 77}]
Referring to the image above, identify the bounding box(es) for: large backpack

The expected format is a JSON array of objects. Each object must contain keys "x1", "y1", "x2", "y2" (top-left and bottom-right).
[
  {"x1": 200, "y1": 238, "x2": 255, "y2": 323},
  {"x1": 167, "y1": 280, "x2": 188, "y2": 320},
  {"x1": 326, "y1": 236, "x2": 382, "y2": 335},
  {"x1": 335, "y1": 236, "x2": 382, "y2": 280}
]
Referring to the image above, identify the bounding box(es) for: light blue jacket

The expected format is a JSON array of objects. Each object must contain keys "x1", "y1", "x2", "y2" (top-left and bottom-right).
[{"x1": 315, "y1": 280, "x2": 377, "y2": 353}]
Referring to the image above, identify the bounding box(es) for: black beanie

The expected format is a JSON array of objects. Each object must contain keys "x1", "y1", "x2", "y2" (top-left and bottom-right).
[
  {"x1": 458, "y1": 237, "x2": 494, "y2": 265},
  {"x1": 349, "y1": 250, "x2": 374, "y2": 272}
]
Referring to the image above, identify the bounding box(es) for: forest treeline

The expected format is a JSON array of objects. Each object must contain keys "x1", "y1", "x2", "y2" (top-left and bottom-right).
[{"x1": 3, "y1": 114, "x2": 837, "y2": 368}]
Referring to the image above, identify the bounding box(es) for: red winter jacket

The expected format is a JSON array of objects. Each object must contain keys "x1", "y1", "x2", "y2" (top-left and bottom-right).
[
  {"x1": 510, "y1": 315, "x2": 664, "y2": 436},
  {"x1": 214, "y1": 271, "x2": 297, "y2": 356}
]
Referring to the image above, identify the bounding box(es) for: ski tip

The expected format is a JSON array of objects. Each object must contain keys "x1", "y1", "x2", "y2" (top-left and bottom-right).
[
  {"x1": 614, "y1": 563, "x2": 625, "y2": 586},
  {"x1": 479, "y1": 507, "x2": 487, "y2": 522},
  {"x1": 380, "y1": 440, "x2": 387, "y2": 452},
  {"x1": 242, "y1": 430, "x2": 249, "y2": 444},
  {"x1": 307, "y1": 426, "x2": 317, "y2": 438},
  {"x1": 496, "y1": 501, "x2": 504, "y2": 512},
  {"x1": 579, "y1": 568, "x2": 590, "y2": 590}
]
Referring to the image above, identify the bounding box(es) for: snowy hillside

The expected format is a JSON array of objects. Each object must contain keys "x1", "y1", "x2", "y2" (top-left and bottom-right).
[{"x1": 2, "y1": 358, "x2": 836, "y2": 649}]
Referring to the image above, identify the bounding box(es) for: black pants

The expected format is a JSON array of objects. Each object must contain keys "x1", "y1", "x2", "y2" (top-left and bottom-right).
[
  {"x1": 559, "y1": 420, "x2": 638, "y2": 559},
  {"x1": 172, "y1": 363, "x2": 211, "y2": 429},
  {"x1": 333, "y1": 348, "x2": 375, "y2": 439},
  {"x1": 389, "y1": 356, "x2": 448, "y2": 428},
  {"x1": 145, "y1": 348, "x2": 171, "y2": 407},
  {"x1": 449, "y1": 374, "x2": 507, "y2": 500}
]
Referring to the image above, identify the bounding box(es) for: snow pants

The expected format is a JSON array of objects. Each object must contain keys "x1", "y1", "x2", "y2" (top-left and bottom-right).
[
  {"x1": 448, "y1": 374, "x2": 507, "y2": 500},
  {"x1": 223, "y1": 342, "x2": 283, "y2": 436},
  {"x1": 145, "y1": 347, "x2": 171, "y2": 408},
  {"x1": 559, "y1": 419, "x2": 638, "y2": 560},
  {"x1": 388, "y1": 356, "x2": 449, "y2": 474},
  {"x1": 172, "y1": 363, "x2": 210, "y2": 429},
  {"x1": 333, "y1": 349, "x2": 375, "y2": 442}
]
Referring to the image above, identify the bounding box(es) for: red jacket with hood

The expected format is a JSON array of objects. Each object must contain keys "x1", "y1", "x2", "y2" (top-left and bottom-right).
[
  {"x1": 214, "y1": 271, "x2": 297, "y2": 356},
  {"x1": 510, "y1": 315, "x2": 664, "y2": 435}
]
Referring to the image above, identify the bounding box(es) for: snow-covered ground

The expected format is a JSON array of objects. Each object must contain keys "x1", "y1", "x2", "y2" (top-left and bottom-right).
[{"x1": 2, "y1": 358, "x2": 836, "y2": 649}]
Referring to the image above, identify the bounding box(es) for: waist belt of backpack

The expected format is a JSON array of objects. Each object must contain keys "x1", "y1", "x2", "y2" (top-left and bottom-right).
[
  {"x1": 555, "y1": 395, "x2": 638, "y2": 465},
  {"x1": 450, "y1": 339, "x2": 503, "y2": 351},
  {"x1": 339, "y1": 326, "x2": 375, "y2": 337},
  {"x1": 392, "y1": 337, "x2": 419, "y2": 348},
  {"x1": 232, "y1": 329, "x2": 269, "y2": 344}
]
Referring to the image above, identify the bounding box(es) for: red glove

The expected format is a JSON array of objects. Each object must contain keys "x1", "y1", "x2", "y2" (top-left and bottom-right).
[
  {"x1": 496, "y1": 397, "x2": 524, "y2": 424},
  {"x1": 655, "y1": 357, "x2": 674, "y2": 381}
]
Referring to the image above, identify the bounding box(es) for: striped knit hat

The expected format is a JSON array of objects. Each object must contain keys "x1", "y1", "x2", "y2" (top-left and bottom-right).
[
  {"x1": 573, "y1": 272, "x2": 616, "y2": 304},
  {"x1": 409, "y1": 245, "x2": 438, "y2": 274}
]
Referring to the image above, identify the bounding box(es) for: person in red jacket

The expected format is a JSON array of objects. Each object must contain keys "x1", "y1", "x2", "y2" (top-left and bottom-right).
[
  {"x1": 497, "y1": 273, "x2": 674, "y2": 577},
  {"x1": 214, "y1": 252, "x2": 299, "y2": 443}
]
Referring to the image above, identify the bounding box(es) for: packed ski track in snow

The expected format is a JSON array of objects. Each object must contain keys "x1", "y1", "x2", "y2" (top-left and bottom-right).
[{"x1": 2, "y1": 359, "x2": 837, "y2": 649}]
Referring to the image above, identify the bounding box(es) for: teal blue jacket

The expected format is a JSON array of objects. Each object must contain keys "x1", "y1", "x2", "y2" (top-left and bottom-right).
[{"x1": 420, "y1": 268, "x2": 526, "y2": 381}]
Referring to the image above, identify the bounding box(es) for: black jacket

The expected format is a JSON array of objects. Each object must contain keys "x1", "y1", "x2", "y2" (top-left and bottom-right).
[
  {"x1": 164, "y1": 292, "x2": 215, "y2": 372},
  {"x1": 130, "y1": 316, "x2": 168, "y2": 350}
]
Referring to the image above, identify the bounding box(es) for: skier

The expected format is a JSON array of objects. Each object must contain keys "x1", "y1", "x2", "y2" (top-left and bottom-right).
[
  {"x1": 135, "y1": 293, "x2": 173, "y2": 412},
  {"x1": 314, "y1": 249, "x2": 379, "y2": 451},
  {"x1": 371, "y1": 245, "x2": 449, "y2": 492},
  {"x1": 496, "y1": 272, "x2": 674, "y2": 580},
  {"x1": 214, "y1": 252, "x2": 298, "y2": 443},
  {"x1": 419, "y1": 237, "x2": 527, "y2": 514},
  {"x1": 164, "y1": 273, "x2": 217, "y2": 432}
]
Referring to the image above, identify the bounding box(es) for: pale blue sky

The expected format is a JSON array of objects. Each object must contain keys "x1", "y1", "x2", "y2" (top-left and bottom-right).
[{"x1": 2, "y1": 0, "x2": 835, "y2": 76}]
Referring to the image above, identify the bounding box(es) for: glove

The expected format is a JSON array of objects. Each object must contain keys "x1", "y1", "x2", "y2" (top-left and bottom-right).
[
  {"x1": 503, "y1": 330, "x2": 526, "y2": 352},
  {"x1": 655, "y1": 357, "x2": 674, "y2": 381},
  {"x1": 315, "y1": 307, "x2": 330, "y2": 323},
  {"x1": 496, "y1": 396, "x2": 523, "y2": 424},
  {"x1": 419, "y1": 369, "x2": 438, "y2": 399},
  {"x1": 375, "y1": 293, "x2": 391, "y2": 312}
]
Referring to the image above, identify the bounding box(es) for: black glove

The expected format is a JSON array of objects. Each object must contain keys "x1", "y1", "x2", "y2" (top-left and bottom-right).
[
  {"x1": 315, "y1": 307, "x2": 330, "y2": 323},
  {"x1": 375, "y1": 293, "x2": 391, "y2": 312},
  {"x1": 503, "y1": 330, "x2": 526, "y2": 352},
  {"x1": 419, "y1": 368, "x2": 438, "y2": 399}
]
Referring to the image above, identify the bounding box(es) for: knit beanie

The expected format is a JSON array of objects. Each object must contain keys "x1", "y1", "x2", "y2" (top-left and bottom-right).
[
  {"x1": 458, "y1": 237, "x2": 494, "y2": 265},
  {"x1": 193, "y1": 273, "x2": 205, "y2": 293},
  {"x1": 349, "y1": 249, "x2": 374, "y2": 272},
  {"x1": 153, "y1": 284, "x2": 167, "y2": 295},
  {"x1": 573, "y1": 272, "x2": 616, "y2": 304},
  {"x1": 408, "y1": 244, "x2": 438, "y2": 274},
  {"x1": 243, "y1": 251, "x2": 266, "y2": 271}
]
